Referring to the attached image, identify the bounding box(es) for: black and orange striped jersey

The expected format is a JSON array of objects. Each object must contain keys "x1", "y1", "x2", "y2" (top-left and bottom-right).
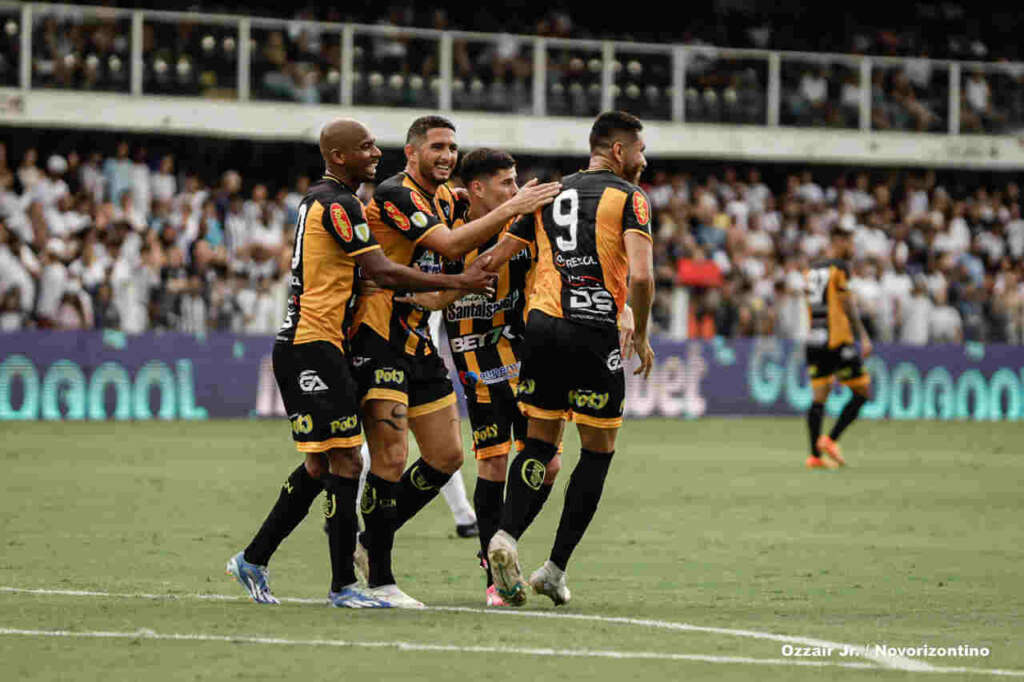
[
  {"x1": 805, "y1": 258, "x2": 854, "y2": 348},
  {"x1": 508, "y1": 169, "x2": 653, "y2": 328},
  {"x1": 275, "y1": 174, "x2": 380, "y2": 352},
  {"x1": 350, "y1": 171, "x2": 460, "y2": 357},
  {"x1": 442, "y1": 212, "x2": 535, "y2": 402}
]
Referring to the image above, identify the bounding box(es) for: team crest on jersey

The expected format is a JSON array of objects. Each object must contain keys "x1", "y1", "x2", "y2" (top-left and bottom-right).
[
  {"x1": 330, "y1": 203, "x2": 353, "y2": 242},
  {"x1": 411, "y1": 211, "x2": 429, "y2": 228},
  {"x1": 383, "y1": 201, "x2": 411, "y2": 231},
  {"x1": 632, "y1": 192, "x2": 651, "y2": 226},
  {"x1": 410, "y1": 191, "x2": 432, "y2": 215},
  {"x1": 354, "y1": 222, "x2": 370, "y2": 242}
]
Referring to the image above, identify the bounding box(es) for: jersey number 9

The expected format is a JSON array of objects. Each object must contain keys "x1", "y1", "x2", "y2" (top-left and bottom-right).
[{"x1": 553, "y1": 188, "x2": 579, "y2": 252}]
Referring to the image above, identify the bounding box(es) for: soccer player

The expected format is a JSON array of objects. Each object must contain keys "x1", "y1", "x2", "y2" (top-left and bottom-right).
[
  {"x1": 478, "y1": 111, "x2": 657, "y2": 606},
  {"x1": 225, "y1": 118, "x2": 497, "y2": 608},
  {"x1": 803, "y1": 223, "x2": 873, "y2": 469},
  {"x1": 393, "y1": 148, "x2": 567, "y2": 606},
  {"x1": 348, "y1": 116, "x2": 561, "y2": 607}
]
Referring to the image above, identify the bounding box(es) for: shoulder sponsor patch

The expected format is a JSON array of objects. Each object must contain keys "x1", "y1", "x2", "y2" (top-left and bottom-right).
[
  {"x1": 632, "y1": 192, "x2": 651, "y2": 226},
  {"x1": 330, "y1": 203, "x2": 353, "y2": 242},
  {"x1": 410, "y1": 191, "x2": 433, "y2": 215},
  {"x1": 412, "y1": 211, "x2": 429, "y2": 228},
  {"x1": 383, "y1": 201, "x2": 411, "y2": 231},
  {"x1": 354, "y1": 222, "x2": 370, "y2": 242}
]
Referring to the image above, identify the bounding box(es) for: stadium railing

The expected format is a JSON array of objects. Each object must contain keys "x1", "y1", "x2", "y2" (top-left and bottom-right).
[{"x1": 1, "y1": 1, "x2": 1022, "y2": 136}]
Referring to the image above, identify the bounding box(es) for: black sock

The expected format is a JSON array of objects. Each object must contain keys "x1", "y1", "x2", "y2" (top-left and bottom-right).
[
  {"x1": 473, "y1": 477, "x2": 505, "y2": 587},
  {"x1": 807, "y1": 402, "x2": 825, "y2": 456},
  {"x1": 360, "y1": 473, "x2": 398, "y2": 587},
  {"x1": 244, "y1": 464, "x2": 323, "y2": 566},
  {"x1": 499, "y1": 438, "x2": 558, "y2": 539},
  {"x1": 522, "y1": 483, "x2": 553, "y2": 535},
  {"x1": 323, "y1": 474, "x2": 359, "y2": 592},
  {"x1": 829, "y1": 394, "x2": 867, "y2": 441},
  {"x1": 392, "y1": 458, "x2": 452, "y2": 533},
  {"x1": 549, "y1": 450, "x2": 613, "y2": 571}
]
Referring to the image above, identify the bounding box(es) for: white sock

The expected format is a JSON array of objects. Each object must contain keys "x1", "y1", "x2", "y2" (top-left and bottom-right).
[
  {"x1": 355, "y1": 442, "x2": 371, "y2": 518},
  {"x1": 441, "y1": 469, "x2": 476, "y2": 526}
]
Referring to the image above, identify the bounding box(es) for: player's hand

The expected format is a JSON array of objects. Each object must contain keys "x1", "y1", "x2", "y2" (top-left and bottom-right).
[
  {"x1": 502, "y1": 178, "x2": 562, "y2": 215},
  {"x1": 458, "y1": 255, "x2": 497, "y2": 295},
  {"x1": 618, "y1": 305, "x2": 636, "y2": 359},
  {"x1": 633, "y1": 336, "x2": 655, "y2": 380},
  {"x1": 860, "y1": 337, "x2": 873, "y2": 359},
  {"x1": 394, "y1": 293, "x2": 426, "y2": 308}
]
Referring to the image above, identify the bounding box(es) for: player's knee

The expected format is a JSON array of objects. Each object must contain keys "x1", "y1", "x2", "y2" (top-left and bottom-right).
[
  {"x1": 425, "y1": 445, "x2": 463, "y2": 475},
  {"x1": 303, "y1": 453, "x2": 328, "y2": 479},
  {"x1": 478, "y1": 455, "x2": 508, "y2": 482},
  {"x1": 327, "y1": 447, "x2": 363, "y2": 478},
  {"x1": 544, "y1": 454, "x2": 561, "y2": 484}
]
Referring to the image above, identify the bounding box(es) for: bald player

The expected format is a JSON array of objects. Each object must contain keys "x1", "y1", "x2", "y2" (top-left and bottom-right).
[{"x1": 226, "y1": 118, "x2": 497, "y2": 608}]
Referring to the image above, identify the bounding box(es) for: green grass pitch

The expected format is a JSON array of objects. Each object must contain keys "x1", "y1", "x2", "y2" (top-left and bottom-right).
[{"x1": 0, "y1": 417, "x2": 1021, "y2": 680}]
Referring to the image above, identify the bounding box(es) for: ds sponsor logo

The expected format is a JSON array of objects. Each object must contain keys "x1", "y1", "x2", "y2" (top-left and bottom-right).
[
  {"x1": 330, "y1": 414, "x2": 358, "y2": 433},
  {"x1": 290, "y1": 413, "x2": 314, "y2": 434},
  {"x1": 569, "y1": 389, "x2": 610, "y2": 411},
  {"x1": 473, "y1": 423, "x2": 499, "y2": 444},
  {"x1": 298, "y1": 369, "x2": 328, "y2": 393},
  {"x1": 374, "y1": 368, "x2": 405, "y2": 385}
]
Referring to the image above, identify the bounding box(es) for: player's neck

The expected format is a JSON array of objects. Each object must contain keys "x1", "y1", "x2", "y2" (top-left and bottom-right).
[
  {"x1": 324, "y1": 166, "x2": 356, "y2": 190},
  {"x1": 467, "y1": 200, "x2": 487, "y2": 222},
  {"x1": 404, "y1": 165, "x2": 438, "y2": 195},
  {"x1": 587, "y1": 156, "x2": 619, "y2": 177}
]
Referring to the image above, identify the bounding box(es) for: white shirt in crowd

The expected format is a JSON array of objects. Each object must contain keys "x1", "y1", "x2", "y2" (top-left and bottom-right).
[
  {"x1": 110, "y1": 258, "x2": 153, "y2": 334},
  {"x1": 879, "y1": 268, "x2": 913, "y2": 341},
  {"x1": 930, "y1": 304, "x2": 962, "y2": 343},
  {"x1": 35, "y1": 260, "x2": 68, "y2": 321},
  {"x1": 900, "y1": 294, "x2": 933, "y2": 345},
  {"x1": 151, "y1": 171, "x2": 177, "y2": 203}
]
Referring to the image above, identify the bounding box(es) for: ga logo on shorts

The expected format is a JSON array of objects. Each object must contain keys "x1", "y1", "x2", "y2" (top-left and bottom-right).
[
  {"x1": 298, "y1": 369, "x2": 328, "y2": 393},
  {"x1": 330, "y1": 203, "x2": 353, "y2": 242},
  {"x1": 383, "y1": 202, "x2": 411, "y2": 231},
  {"x1": 520, "y1": 458, "x2": 546, "y2": 491},
  {"x1": 410, "y1": 192, "x2": 433, "y2": 215},
  {"x1": 374, "y1": 368, "x2": 405, "y2": 385},
  {"x1": 473, "y1": 424, "x2": 499, "y2": 444},
  {"x1": 606, "y1": 349, "x2": 622, "y2": 371},
  {"x1": 632, "y1": 192, "x2": 650, "y2": 226},
  {"x1": 290, "y1": 413, "x2": 314, "y2": 434},
  {"x1": 569, "y1": 389, "x2": 609, "y2": 411},
  {"x1": 330, "y1": 415, "x2": 358, "y2": 434}
]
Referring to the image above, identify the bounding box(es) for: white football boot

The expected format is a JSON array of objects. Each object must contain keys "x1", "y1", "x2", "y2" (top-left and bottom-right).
[
  {"x1": 364, "y1": 584, "x2": 426, "y2": 609},
  {"x1": 487, "y1": 530, "x2": 527, "y2": 606},
  {"x1": 529, "y1": 560, "x2": 571, "y2": 606}
]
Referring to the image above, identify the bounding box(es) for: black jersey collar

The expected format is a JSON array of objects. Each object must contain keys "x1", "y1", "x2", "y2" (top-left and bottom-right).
[
  {"x1": 401, "y1": 171, "x2": 440, "y2": 200},
  {"x1": 322, "y1": 171, "x2": 356, "y2": 193}
]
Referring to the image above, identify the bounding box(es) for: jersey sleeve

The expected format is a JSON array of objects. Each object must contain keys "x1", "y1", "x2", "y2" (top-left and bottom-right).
[
  {"x1": 323, "y1": 195, "x2": 379, "y2": 256},
  {"x1": 622, "y1": 189, "x2": 654, "y2": 242},
  {"x1": 508, "y1": 210, "x2": 538, "y2": 245},
  {"x1": 833, "y1": 262, "x2": 850, "y2": 292},
  {"x1": 374, "y1": 184, "x2": 444, "y2": 244}
]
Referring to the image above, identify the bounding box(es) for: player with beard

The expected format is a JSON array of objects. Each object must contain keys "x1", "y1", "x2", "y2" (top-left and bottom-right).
[
  {"x1": 475, "y1": 111, "x2": 657, "y2": 606},
  {"x1": 225, "y1": 118, "x2": 497, "y2": 608},
  {"x1": 348, "y1": 116, "x2": 561, "y2": 607}
]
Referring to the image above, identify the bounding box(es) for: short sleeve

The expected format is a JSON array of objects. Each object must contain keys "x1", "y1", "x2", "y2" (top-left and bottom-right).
[
  {"x1": 508, "y1": 210, "x2": 538, "y2": 245},
  {"x1": 623, "y1": 189, "x2": 654, "y2": 242},
  {"x1": 374, "y1": 184, "x2": 444, "y2": 243},
  {"x1": 323, "y1": 195, "x2": 379, "y2": 256}
]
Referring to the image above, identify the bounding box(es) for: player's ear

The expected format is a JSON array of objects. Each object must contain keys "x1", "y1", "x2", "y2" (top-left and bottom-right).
[{"x1": 404, "y1": 143, "x2": 417, "y2": 163}]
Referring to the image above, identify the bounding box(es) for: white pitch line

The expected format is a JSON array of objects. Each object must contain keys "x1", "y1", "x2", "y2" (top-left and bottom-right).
[
  {"x1": 0, "y1": 626, "x2": 880, "y2": 671},
  {"x1": 4, "y1": 585, "x2": 1020, "y2": 677}
]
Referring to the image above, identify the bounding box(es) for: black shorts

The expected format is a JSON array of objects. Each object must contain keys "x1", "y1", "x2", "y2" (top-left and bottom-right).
[
  {"x1": 349, "y1": 328, "x2": 456, "y2": 418},
  {"x1": 272, "y1": 340, "x2": 363, "y2": 453},
  {"x1": 466, "y1": 380, "x2": 527, "y2": 460},
  {"x1": 806, "y1": 343, "x2": 869, "y2": 386},
  {"x1": 516, "y1": 310, "x2": 625, "y2": 429}
]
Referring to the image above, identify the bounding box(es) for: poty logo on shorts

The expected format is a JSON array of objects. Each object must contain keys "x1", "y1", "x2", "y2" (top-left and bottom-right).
[
  {"x1": 607, "y1": 349, "x2": 622, "y2": 371},
  {"x1": 516, "y1": 378, "x2": 536, "y2": 396},
  {"x1": 374, "y1": 368, "x2": 405, "y2": 385},
  {"x1": 520, "y1": 458, "x2": 546, "y2": 491},
  {"x1": 568, "y1": 389, "x2": 609, "y2": 411},
  {"x1": 298, "y1": 369, "x2": 328, "y2": 393},
  {"x1": 473, "y1": 424, "x2": 499, "y2": 444},
  {"x1": 330, "y1": 415, "x2": 358, "y2": 434},
  {"x1": 290, "y1": 413, "x2": 314, "y2": 434}
]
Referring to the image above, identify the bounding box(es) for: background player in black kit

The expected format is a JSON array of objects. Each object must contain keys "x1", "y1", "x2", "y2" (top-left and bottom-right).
[
  {"x1": 475, "y1": 112, "x2": 657, "y2": 606},
  {"x1": 225, "y1": 118, "x2": 496, "y2": 608},
  {"x1": 803, "y1": 223, "x2": 873, "y2": 469}
]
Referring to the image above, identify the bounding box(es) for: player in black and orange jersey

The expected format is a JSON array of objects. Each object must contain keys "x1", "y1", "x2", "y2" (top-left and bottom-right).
[
  {"x1": 803, "y1": 222, "x2": 873, "y2": 470},
  {"x1": 393, "y1": 148, "x2": 574, "y2": 606},
  {"x1": 348, "y1": 116, "x2": 561, "y2": 607},
  {"x1": 473, "y1": 112, "x2": 657, "y2": 606},
  {"x1": 226, "y1": 118, "x2": 496, "y2": 609}
]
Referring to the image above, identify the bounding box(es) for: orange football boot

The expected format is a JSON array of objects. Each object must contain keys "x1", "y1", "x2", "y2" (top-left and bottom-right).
[
  {"x1": 816, "y1": 435, "x2": 846, "y2": 467},
  {"x1": 805, "y1": 455, "x2": 838, "y2": 470}
]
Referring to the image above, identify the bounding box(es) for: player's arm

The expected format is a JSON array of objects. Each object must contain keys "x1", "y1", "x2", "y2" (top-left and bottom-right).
[
  {"x1": 619, "y1": 303, "x2": 635, "y2": 359},
  {"x1": 394, "y1": 289, "x2": 464, "y2": 311},
  {"x1": 355, "y1": 249, "x2": 495, "y2": 294},
  {"x1": 841, "y1": 291, "x2": 873, "y2": 358},
  {"x1": 418, "y1": 179, "x2": 561, "y2": 260},
  {"x1": 625, "y1": 231, "x2": 655, "y2": 379}
]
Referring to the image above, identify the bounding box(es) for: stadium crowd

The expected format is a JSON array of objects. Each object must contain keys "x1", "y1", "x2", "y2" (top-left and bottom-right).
[
  {"x1": 1, "y1": 141, "x2": 1023, "y2": 345},
  {"x1": 3, "y1": 4, "x2": 1022, "y2": 132}
]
